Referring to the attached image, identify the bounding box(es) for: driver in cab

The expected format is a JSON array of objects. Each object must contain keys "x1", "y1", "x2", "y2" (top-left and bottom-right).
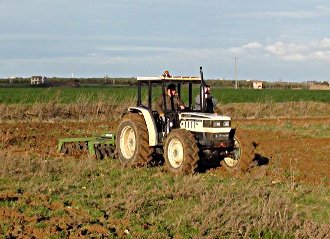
[{"x1": 155, "y1": 83, "x2": 185, "y2": 117}]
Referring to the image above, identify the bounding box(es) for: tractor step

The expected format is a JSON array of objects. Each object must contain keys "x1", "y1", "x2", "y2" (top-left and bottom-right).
[{"x1": 57, "y1": 132, "x2": 116, "y2": 159}]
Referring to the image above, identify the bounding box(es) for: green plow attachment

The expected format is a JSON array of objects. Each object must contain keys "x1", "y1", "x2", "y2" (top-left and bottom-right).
[{"x1": 57, "y1": 132, "x2": 116, "y2": 159}]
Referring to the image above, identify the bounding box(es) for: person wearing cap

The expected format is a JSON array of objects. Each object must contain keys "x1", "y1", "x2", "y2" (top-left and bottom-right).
[
  {"x1": 155, "y1": 83, "x2": 185, "y2": 116},
  {"x1": 162, "y1": 70, "x2": 172, "y2": 78},
  {"x1": 195, "y1": 84, "x2": 218, "y2": 113}
]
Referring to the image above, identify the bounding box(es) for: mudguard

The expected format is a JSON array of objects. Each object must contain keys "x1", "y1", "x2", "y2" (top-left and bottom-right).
[{"x1": 124, "y1": 107, "x2": 158, "y2": 146}]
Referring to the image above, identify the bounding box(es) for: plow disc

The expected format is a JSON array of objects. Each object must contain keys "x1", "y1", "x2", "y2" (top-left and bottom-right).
[{"x1": 57, "y1": 133, "x2": 116, "y2": 160}]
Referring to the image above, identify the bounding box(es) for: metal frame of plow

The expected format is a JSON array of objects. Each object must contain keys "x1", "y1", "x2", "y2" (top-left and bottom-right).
[{"x1": 57, "y1": 133, "x2": 116, "y2": 158}]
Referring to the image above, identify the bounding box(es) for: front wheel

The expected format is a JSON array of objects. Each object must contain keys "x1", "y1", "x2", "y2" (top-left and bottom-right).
[{"x1": 163, "y1": 129, "x2": 199, "y2": 174}]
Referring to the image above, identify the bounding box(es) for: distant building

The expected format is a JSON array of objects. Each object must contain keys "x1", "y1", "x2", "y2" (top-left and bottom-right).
[
  {"x1": 31, "y1": 76, "x2": 47, "y2": 85},
  {"x1": 253, "y1": 81, "x2": 263, "y2": 89}
]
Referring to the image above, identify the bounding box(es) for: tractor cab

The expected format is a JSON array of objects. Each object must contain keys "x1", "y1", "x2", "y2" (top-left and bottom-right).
[
  {"x1": 136, "y1": 67, "x2": 211, "y2": 142},
  {"x1": 136, "y1": 67, "x2": 209, "y2": 112}
]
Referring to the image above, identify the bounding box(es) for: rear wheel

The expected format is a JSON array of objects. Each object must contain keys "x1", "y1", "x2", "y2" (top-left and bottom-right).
[
  {"x1": 116, "y1": 114, "x2": 154, "y2": 166},
  {"x1": 164, "y1": 129, "x2": 199, "y2": 174},
  {"x1": 221, "y1": 129, "x2": 255, "y2": 172}
]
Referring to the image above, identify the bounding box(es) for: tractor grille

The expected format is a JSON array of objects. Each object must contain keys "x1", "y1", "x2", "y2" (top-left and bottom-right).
[{"x1": 195, "y1": 132, "x2": 230, "y2": 148}]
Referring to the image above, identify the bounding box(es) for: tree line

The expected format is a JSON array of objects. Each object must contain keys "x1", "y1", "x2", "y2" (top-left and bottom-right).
[{"x1": 1, "y1": 77, "x2": 327, "y2": 89}]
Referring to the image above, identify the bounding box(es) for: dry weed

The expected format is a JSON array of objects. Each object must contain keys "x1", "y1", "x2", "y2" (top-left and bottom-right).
[
  {"x1": 1, "y1": 101, "x2": 329, "y2": 122},
  {"x1": 220, "y1": 101, "x2": 330, "y2": 119},
  {"x1": 0, "y1": 95, "x2": 135, "y2": 122}
]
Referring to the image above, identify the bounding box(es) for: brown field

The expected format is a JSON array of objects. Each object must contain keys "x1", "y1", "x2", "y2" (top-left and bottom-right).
[
  {"x1": 1, "y1": 102, "x2": 330, "y2": 238},
  {"x1": 1, "y1": 118, "x2": 329, "y2": 185}
]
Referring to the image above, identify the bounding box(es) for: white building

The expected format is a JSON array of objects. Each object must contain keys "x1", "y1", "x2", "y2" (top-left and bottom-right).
[
  {"x1": 31, "y1": 76, "x2": 47, "y2": 85},
  {"x1": 253, "y1": 81, "x2": 263, "y2": 89}
]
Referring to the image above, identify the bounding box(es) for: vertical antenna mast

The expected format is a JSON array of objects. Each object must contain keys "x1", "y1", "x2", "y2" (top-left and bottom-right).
[{"x1": 200, "y1": 66, "x2": 206, "y2": 112}]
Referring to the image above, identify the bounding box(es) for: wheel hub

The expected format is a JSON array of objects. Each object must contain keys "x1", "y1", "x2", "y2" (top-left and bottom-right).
[
  {"x1": 168, "y1": 138, "x2": 184, "y2": 168},
  {"x1": 120, "y1": 126, "x2": 136, "y2": 159},
  {"x1": 223, "y1": 156, "x2": 239, "y2": 167},
  {"x1": 223, "y1": 139, "x2": 241, "y2": 168}
]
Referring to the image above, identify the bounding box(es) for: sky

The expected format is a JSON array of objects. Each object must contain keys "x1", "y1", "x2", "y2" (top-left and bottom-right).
[{"x1": 1, "y1": 0, "x2": 330, "y2": 82}]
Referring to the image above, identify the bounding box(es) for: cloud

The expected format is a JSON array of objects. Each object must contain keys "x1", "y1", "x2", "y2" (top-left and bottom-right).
[
  {"x1": 319, "y1": 38, "x2": 330, "y2": 48},
  {"x1": 242, "y1": 42, "x2": 263, "y2": 49},
  {"x1": 310, "y1": 50, "x2": 330, "y2": 61},
  {"x1": 265, "y1": 39, "x2": 330, "y2": 62},
  {"x1": 87, "y1": 38, "x2": 330, "y2": 65},
  {"x1": 264, "y1": 42, "x2": 308, "y2": 58},
  {"x1": 234, "y1": 5, "x2": 330, "y2": 19},
  {"x1": 226, "y1": 38, "x2": 330, "y2": 63}
]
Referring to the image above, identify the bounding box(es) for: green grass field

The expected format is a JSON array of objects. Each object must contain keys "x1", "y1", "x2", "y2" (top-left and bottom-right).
[{"x1": 0, "y1": 87, "x2": 329, "y2": 104}]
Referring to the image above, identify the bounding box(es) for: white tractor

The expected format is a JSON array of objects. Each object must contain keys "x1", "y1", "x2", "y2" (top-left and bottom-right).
[{"x1": 116, "y1": 67, "x2": 254, "y2": 174}]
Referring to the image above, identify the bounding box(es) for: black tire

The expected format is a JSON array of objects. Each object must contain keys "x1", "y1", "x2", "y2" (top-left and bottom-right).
[
  {"x1": 116, "y1": 113, "x2": 154, "y2": 166},
  {"x1": 220, "y1": 128, "x2": 255, "y2": 172},
  {"x1": 163, "y1": 129, "x2": 199, "y2": 174}
]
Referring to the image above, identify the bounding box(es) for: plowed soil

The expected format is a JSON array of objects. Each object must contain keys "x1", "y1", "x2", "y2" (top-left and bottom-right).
[
  {"x1": 1, "y1": 118, "x2": 329, "y2": 184},
  {"x1": 235, "y1": 118, "x2": 330, "y2": 184}
]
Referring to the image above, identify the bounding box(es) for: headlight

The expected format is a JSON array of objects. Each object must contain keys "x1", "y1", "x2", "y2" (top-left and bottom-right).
[{"x1": 203, "y1": 120, "x2": 231, "y2": 127}]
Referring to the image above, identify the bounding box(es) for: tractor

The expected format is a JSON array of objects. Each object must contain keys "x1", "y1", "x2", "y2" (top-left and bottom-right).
[{"x1": 116, "y1": 67, "x2": 254, "y2": 174}]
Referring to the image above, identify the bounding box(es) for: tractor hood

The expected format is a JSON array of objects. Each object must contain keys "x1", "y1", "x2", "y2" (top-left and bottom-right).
[{"x1": 179, "y1": 112, "x2": 231, "y2": 121}]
